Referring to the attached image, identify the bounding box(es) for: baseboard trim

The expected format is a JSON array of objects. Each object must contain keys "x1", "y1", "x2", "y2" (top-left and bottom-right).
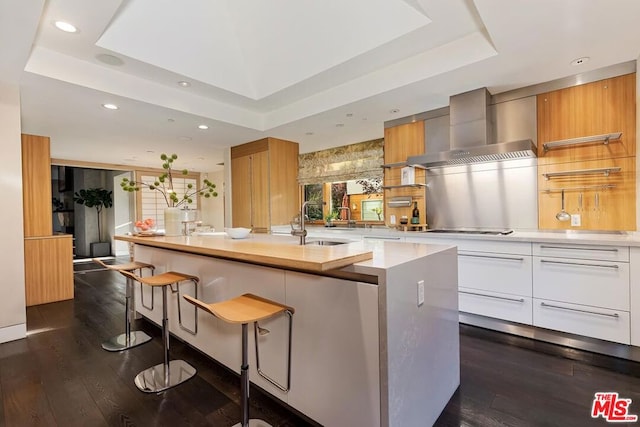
[
  {"x1": 460, "y1": 312, "x2": 640, "y2": 363},
  {"x1": 0, "y1": 323, "x2": 27, "y2": 343}
]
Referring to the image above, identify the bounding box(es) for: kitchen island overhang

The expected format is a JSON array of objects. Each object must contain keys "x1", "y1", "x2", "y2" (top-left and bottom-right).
[{"x1": 115, "y1": 233, "x2": 459, "y2": 427}]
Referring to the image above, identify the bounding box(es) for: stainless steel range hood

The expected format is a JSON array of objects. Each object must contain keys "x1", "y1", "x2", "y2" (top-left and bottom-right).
[{"x1": 407, "y1": 88, "x2": 537, "y2": 168}]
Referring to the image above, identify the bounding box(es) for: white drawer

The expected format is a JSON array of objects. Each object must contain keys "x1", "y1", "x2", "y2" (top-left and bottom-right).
[
  {"x1": 533, "y1": 243, "x2": 629, "y2": 262},
  {"x1": 410, "y1": 237, "x2": 531, "y2": 255},
  {"x1": 459, "y1": 251, "x2": 532, "y2": 296},
  {"x1": 459, "y1": 287, "x2": 532, "y2": 325},
  {"x1": 533, "y1": 298, "x2": 630, "y2": 345},
  {"x1": 533, "y1": 257, "x2": 629, "y2": 310}
]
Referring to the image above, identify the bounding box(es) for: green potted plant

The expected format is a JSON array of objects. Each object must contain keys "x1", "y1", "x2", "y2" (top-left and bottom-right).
[
  {"x1": 74, "y1": 187, "x2": 113, "y2": 256},
  {"x1": 120, "y1": 153, "x2": 218, "y2": 236},
  {"x1": 325, "y1": 211, "x2": 338, "y2": 227}
]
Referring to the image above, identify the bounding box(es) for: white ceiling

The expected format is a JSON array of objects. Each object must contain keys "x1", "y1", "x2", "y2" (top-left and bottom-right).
[{"x1": 3, "y1": 0, "x2": 640, "y2": 171}]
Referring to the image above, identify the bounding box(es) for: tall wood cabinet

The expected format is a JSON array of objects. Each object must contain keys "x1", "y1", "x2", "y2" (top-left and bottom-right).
[
  {"x1": 21, "y1": 134, "x2": 74, "y2": 306},
  {"x1": 231, "y1": 137, "x2": 299, "y2": 231},
  {"x1": 21, "y1": 134, "x2": 53, "y2": 237},
  {"x1": 536, "y1": 73, "x2": 636, "y2": 231},
  {"x1": 383, "y1": 121, "x2": 427, "y2": 226}
]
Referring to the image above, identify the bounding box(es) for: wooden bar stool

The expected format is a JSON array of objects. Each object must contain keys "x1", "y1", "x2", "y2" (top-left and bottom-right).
[
  {"x1": 93, "y1": 258, "x2": 155, "y2": 352},
  {"x1": 120, "y1": 270, "x2": 200, "y2": 393},
  {"x1": 184, "y1": 293, "x2": 294, "y2": 427}
]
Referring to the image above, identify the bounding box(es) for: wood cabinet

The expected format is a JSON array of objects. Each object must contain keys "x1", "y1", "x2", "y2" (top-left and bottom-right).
[
  {"x1": 538, "y1": 157, "x2": 636, "y2": 230},
  {"x1": 537, "y1": 73, "x2": 636, "y2": 164},
  {"x1": 22, "y1": 133, "x2": 74, "y2": 306},
  {"x1": 536, "y1": 73, "x2": 637, "y2": 231},
  {"x1": 383, "y1": 121, "x2": 426, "y2": 226},
  {"x1": 24, "y1": 234, "x2": 74, "y2": 306},
  {"x1": 21, "y1": 134, "x2": 53, "y2": 237},
  {"x1": 231, "y1": 137, "x2": 299, "y2": 231}
]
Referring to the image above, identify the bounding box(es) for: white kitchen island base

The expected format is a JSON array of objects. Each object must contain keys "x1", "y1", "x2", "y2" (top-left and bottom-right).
[{"x1": 121, "y1": 235, "x2": 459, "y2": 427}]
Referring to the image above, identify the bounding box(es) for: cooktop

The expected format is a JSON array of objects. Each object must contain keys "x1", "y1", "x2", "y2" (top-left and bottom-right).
[{"x1": 425, "y1": 229, "x2": 514, "y2": 236}]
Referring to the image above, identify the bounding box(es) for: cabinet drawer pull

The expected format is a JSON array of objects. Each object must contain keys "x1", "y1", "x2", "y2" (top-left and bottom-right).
[
  {"x1": 540, "y1": 302, "x2": 619, "y2": 318},
  {"x1": 459, "y1": 253, "x2": 524, "y2": 262},
  {"x1": 460, "y1": 290, "x2": 525, "y2": 303},
  {"x1": 363, "y1": 236, "x2": 401, "y2": 240},
  {"x1": 539, "y1": 259, "x2": 619, "y2": 269},
  {"x1": 539, "y1": 245, "x2": 618, "y2": 252}
]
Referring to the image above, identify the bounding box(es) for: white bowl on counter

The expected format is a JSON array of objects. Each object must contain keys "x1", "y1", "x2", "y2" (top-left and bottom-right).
[{"x1": 225, "y1": 227, "x2": 252, "y2": 239}]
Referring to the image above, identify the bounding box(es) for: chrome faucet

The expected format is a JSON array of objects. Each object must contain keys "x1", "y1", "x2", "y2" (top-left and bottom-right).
[
  {"x1": 292, "y1": 201, "x2": 325, "y2": 245},
  {"x1": 337, "y1": 207, "x2": 355, "y2": 228}
]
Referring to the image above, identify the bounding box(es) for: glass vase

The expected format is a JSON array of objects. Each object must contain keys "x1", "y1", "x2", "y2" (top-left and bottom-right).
[{"x1": 164, "y1": 207, "x2": 182, "y2": 236}]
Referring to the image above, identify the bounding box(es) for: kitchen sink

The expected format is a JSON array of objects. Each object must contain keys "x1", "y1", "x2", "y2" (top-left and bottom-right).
[{"x1": 305, "y1": 240, "x2": 348, "y2": 246}]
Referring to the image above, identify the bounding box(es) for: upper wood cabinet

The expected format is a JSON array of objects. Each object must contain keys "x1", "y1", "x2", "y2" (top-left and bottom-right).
[
  {"x1": 22, "y1": 134, "x2": 53, "y2": 237},
  {"x1": 383, "y1": 121, "x2": 426, "y2": 225},
  {"x1": 537, "y1": 73, "x2": 636, "y2": 165},
  {"x1": 231, "y1": 137, "x2": 299, "y2": 231}
]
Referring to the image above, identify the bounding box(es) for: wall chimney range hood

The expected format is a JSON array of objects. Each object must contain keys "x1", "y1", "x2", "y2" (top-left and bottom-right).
[{"x1": 407, "y1": 88, "x2": 537, "y2": 168}]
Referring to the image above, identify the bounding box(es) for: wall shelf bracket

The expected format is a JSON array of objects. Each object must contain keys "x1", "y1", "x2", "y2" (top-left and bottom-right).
[
  {"x1": 542, "y1": 167, "x2": 621, "y2": 180},
  {"x1": 542, "y1": 132, "x2": 622, "y2": 152}
]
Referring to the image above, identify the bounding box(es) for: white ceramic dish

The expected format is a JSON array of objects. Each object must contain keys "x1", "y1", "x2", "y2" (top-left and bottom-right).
[{"x1": 225, "y1": 227, "x2": 251, "y2": 239}]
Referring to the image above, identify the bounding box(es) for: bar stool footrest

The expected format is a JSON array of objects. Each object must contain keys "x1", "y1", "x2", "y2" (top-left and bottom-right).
[
  {"x1": 101, "y1": 330, "x2": 153, "y2": 352},
  {"x1": 134, "y1": 359, "x2": 196, "y2": 393},
  {"x1": 231, "y1": 419, "x2": 273, "y2": 427}
]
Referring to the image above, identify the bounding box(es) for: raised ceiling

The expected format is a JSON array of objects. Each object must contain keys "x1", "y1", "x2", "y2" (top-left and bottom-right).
[{"x1": 3, "y1": 0, "x2": 640, "y2": 170}]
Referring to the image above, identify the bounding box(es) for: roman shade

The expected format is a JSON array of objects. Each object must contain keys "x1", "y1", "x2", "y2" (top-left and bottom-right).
[{"x1": 297, "y1": 138, "x2": 384, "y2": 185}]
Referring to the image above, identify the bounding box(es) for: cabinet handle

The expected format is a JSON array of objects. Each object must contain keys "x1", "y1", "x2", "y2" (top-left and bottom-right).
[
  {"x1": 459, "y1": 290, "x2": 525, "y2": 303},
  {"x1": 539, "y1": 245, "x2": 618, "y2": 252},
  {"x1": 539, "y1": 259, "x2": 619, "y2": 270},
  {"x1": 540, "y1": 302, "x2": 619, "y2": 318},
  {"x1": 459, "y1": 253, "x2": 524, "y2": 262},
  {"x1": 363, "y1": 236, "x2": 401, "y2": 240}
]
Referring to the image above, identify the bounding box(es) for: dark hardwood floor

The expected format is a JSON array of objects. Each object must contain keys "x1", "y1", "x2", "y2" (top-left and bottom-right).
[{"x1": 1, "y1": 260, "x2": 639, "y2": 426}]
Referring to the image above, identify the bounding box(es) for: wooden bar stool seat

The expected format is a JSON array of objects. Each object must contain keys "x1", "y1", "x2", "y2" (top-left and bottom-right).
[
  {"x1": 184, "y1": 294, "x2": 295, "y2": 427},
  {"x1": 93, "y1": 258, "x2": 155, "y2": 352},
  {"x1": 120, "y1": 270, "x2": 200, "y2": 393}
]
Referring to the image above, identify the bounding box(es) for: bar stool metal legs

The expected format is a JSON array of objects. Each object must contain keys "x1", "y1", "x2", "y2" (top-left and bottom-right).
[
  {"x1": 134, "y1": 285, "x2": 196, "y2": 393},
  {"x1": 118, "y1": 270, "x2": 200, "y2": 393},
  {"x1": 93, "y1": 259, "x2": 154, "y2": 352},
  {"x1": 183, "y1": 293, "x2": 294, "y2": 427}
]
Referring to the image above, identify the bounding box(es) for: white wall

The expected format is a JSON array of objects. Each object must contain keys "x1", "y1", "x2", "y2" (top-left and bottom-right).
[
  {"x1": 199, "y1": 169, "x2": 225, "y2": 231},
  {"x1": 0, "y1": 82, "x2": 26, "y2": 342}
]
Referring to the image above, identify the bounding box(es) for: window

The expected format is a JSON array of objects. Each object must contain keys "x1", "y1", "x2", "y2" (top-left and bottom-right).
[
  {"x1": 303, "y1": 183, "x2": 324, "y2": 220},
  {"x1": 302, "y1": 179, "x2": 383, "y2": 223},
  {"x1": 139, "y1": 174, "x2": 199, "y2": 229}
]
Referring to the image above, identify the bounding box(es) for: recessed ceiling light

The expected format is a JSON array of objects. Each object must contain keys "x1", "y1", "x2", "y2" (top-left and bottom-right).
[
  {"x1": 102, "y1": 103, "x2": 118, "y2": 110},
  {"x1": 390, "y1": 108, "x2": 400, "y2": 114},
  {"x1": 571, "y1": 57, "x2": 590, "y2": 66},
  {"x1": 198, "y1": 124, "x2": 209, "y2": 130},
  {"x1": 54, "y1": 21, "x2": 77, "y2": 33},
  {"x1": 336, "y1": 123, "x2": 344, "y2": 127},
  {"x1": 178, "y1": 81, "x2": 191, "y2": 87}
]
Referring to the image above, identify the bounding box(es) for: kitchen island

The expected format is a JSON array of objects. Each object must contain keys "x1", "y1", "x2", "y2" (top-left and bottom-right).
[{"x1": 115, "y1": 233, "x2": 459, "y2": 427}]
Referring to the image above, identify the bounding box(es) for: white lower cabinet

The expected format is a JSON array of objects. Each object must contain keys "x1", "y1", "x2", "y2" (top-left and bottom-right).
[
  {"x1": 533, "y1": 298, "x2": 631, "y2": 345},
  {"x1": 532, "y1": 243, "x2": 631, "y2": 345},
  {"x1": 459, "y1": 287, "x2": 532, "y2": 324},
  {"x1": 631, "y1": 248, "x2": 640, "y2": 346}
]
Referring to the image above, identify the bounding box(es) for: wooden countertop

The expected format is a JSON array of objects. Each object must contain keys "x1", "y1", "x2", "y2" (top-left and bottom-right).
[{"x1": 115, "y1": 234, "x2": 373, "y2": 272}]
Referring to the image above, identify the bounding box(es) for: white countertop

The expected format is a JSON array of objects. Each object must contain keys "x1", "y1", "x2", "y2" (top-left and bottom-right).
[{"x1": 278, "y1": 225, "x2": 640, "y2": 247}]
